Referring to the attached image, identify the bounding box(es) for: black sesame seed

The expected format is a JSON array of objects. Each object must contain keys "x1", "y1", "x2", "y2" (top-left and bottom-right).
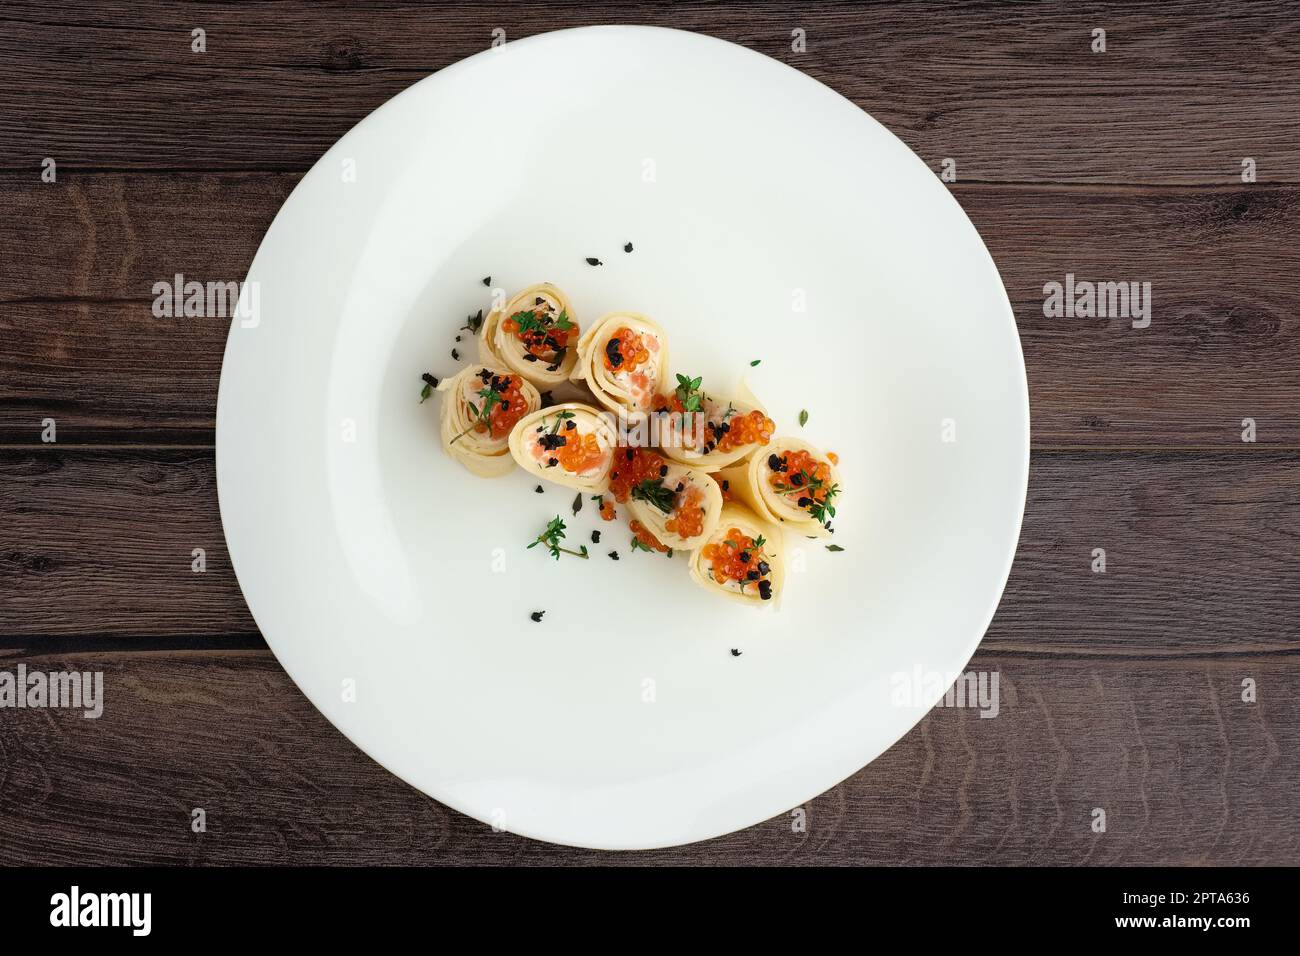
[
  {"x1": 535, "y1": 296, "x2": 545, "y2": 305},
  {"x1": 455, "y1": 334, "x2": 461, "y2": 342},
  {"x1": 500, "y1": 400, "x2": 509, "y2": 411},
  {"x1": 797, "y1": 497, "x2": 813, "y2": 507},
  {"x1": 659, "y1": 465, "x2": 668, "y2": 477},
  {"x1": 483, "y1": 276, "x2": 491, "y2": 286},
  {"x1": 790, "y1": 473, "x2": 804, "y2": 486},
  {"x1": 730, "y1": 648, "x2": 742, "y2": 657},
  {"x1": 523, "y1": 354, "x2": 539, "y2": 362},
  {"x1": 546, "y1": 458, "x2": 559, "y2": 467},
  {"x1": 565, "y1": 420, "x2": 576, "y2": 430},
  {"x1": 767, "y1": 454, "x2": 782, "y2": 471},
  {"x1": 421, "y1": 372, "x2": 439, "y2": 388},
  {"x1": 534, "y1": 485, "x2": 544, "y2": 494},
  {"x1": 530, "y1": 611, "x2": 545, "y2": 622},
  {"x1": 605, "y1": 338, "x2": 623, "y2": 368},
  {"x1": 758, "y1": 580, "x2": 772, "y2": 600},
  {"x1": 585, "y1": 257, "x2": 602, "y2": 266},
  {"x1": 624, "y1": 242, "x2": 633, "y2": 253},
  {"x1": 757, "y1": 560, "x2": 770, "y2": 575},
  {"x1": 739, "y1": 551, "x2": 751, "y2": 563},
  {"x1": 674, "y1": 482, "x2": 684, "y2": 493},
  {"x1": 591, "y1": 530, "x2": 601, "y2": 544},
  {"x1": 608, "y1": 550, "x2": 620, "y2": 560},
  {"x1": 451, "y1": 348, "x2": 460, "y2": 360},
  {"x1": 746, "y1": 570, "x2": 759, "y2": 581}
]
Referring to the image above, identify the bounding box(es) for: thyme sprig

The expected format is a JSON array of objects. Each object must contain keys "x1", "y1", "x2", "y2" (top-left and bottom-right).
[
  {"x1": 527, "y1": 516, "x2": 589, "y2": 561},
  {"x1": 449, "y1": 384, "x2": 502, "y2": 444}
]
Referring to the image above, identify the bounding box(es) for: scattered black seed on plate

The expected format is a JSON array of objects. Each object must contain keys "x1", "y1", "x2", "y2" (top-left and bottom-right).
[
  {"x1": 624, "y1": 242, "x2": 633, "y2": 253},
  {"x1": 534, "y1": 485, "x2": 544, "y2": 494},
  {"x1": 826, "y1": 544, "x2": 845, "y2": 552},
  {"x1": 731, "y1": 648, "x2": 742, "y2": 657},
  {"x1": 608, "y1": 550, "x2": 620, "y2": 560},
  {"x1": 591, "y1": 530, "x2": 601, "y2": 543},
  {"x1": 455, "y1": 335, "x2": 461, "y2": 342},
  {"x1": 585, "y1": 257, "x2": 603, "y2": 266},
  {"x1": 758, "y1": 580, "x2": 773, "y2": 600},
  {"x1": 799, "y1": 409, "x2": 809, "y2": 427},
  {"x1": 483, "y1": 276, "x2": 491, "y2": 286},
  {"x1": 572, "y1": 492, "x2": 583, "y2": 516},
  {"x1": 451, "y1": 348, "x2": 460, "y2": 360},
  {"x1": 421, "y1": 372, "x2": 439, "y2": 388},
  {"x1": 530, "y1": 611, "x2": 545, "y2": 622}
]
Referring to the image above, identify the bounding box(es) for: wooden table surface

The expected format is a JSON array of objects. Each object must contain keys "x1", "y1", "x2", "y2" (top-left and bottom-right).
[{"x1": 2, "y1": 1, "x2": 1298, "y2": 865}]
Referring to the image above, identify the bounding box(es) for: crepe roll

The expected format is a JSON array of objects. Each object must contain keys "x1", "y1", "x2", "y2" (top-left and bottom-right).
[
  {"x1": 570, "y1": 312, "x2": 669, "y2": 416},
  {"x1": 654, "y1": 375, "x2": 775, "y2": 470},
  {"x1": 688, "y1": 504, "x2": 785, "y2": 605},
  {"x1": 608, "y1": 445, "x2": 723, "y2": 551},
  {"x1": 438, "y1": 365, "x2": 541, "y2": 477},
  {"x1": 717, "y1": 437, "x2": 841, "y2": 539},
  {"x1": 508, "y1": 402, "x2": 617, "y2": 492},
  {"x1": 479, "y1": 283, "x2": 581, "y2": 387}
]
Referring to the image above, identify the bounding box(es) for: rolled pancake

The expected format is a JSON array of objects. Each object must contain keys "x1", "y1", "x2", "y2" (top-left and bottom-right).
[
  {"x1": 570, "y1": 311, "x2": 669, "y2": 417},
  {"x1": 656, "y1": 381, "x2": 774, "y2": 470},
  {"x1": 621, "y1": 456, "x2": 723, "y2": 551},
  {"x1": 479, "y1": 282, "x2": 580, "y2": 388},
  {"x1": 438, "y1": 365, "x2": 541, "y2": 478},
  {"x1": 508, "y1": 402, "x2": 617, "y2": 493},
  {"x1": 688, "y1": 503, "x2": 785, "y2": 606},
  {"x1": 717, "y1": 436, "x2": 842, "y2": 539}
]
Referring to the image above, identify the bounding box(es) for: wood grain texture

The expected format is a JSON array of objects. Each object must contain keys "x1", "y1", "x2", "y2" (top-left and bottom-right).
[
  {"x1": 3, "y1": 174, "x2": 1297, "y2": 445},
  {"x1": 1, "y1": 2, "x2": 1298, "y2": 184},
  {"x1": 0, "y1": 648, "x2": 1293, "y2": 865},
  {"x1": 2, "y1": 449, "x2": 1296, "y2": 653}
]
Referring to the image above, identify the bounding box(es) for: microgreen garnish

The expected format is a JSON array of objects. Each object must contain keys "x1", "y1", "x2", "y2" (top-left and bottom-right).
[
  {"x1": 527, "y1": 516, "x2": 589, "y2": 561},
  {"x1": 674, "y1": 373, "x2": 704, "y2": 413},
  {"x1": 549, "y1": 410, "x2": 576, "y2": 435},
  {"x1": 419, "y1": 372, "x2": 439, "y2": 403},
  {"x1": 631, "y1": 477, "x2": 676, "y2": 514},
  {"x1": 510, "y1": 310, "x2": 546, "y2": 335},
  {"x1": 630, "y1": 536, "x2": 653, "y2": 553},
  {"x1": 753, "y1": 535, "x2": 766, "y2": 550},
  {"x1": 799, "y1": 409, "x2": 809, "y2": 427},
  {"x1": 449, "y1": 383, "x2": 502, "y2": 444},
  {"x1": 553, "y1": 310, "x2": 574, "y2": 332},
  {"x1": 461, "y1": 310, "x2": 484, "y2": 334},
  {"x1": 750, "y1": 359, "x2": 761, "y2": 367},
  {"x1": 826, "y1": 544, "x2": 845, "y2": 552}
]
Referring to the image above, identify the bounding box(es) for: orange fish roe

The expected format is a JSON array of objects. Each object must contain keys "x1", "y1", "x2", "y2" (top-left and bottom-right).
[
  {"x1": 607, "y1": 445, "x2": 666, "y2": 503},
  {"x1": 503, "y1": 308, "x2": 577, "y2": 362},
  {"x1": 484, "y1": 374, "x2": 529, "y2": 438},
  {"x1": 827, "y1": 451, "x2": 839, "y2": 465},
  {"x1": 630, "y1": 519, "x2": 671, "y2": 553},
  {"x1": 554, "y1": 430, "x2": 606, "y2": 475},
  {"x1": 710, "y1": 474, "x2": 734, "y2": 502},
  {"x1": 716, "y1": 409, "x2": 775, "y2": 453},
  {"x1": 767, "y1": 449, "x2": 834, "y2": 511},
  {"x1": 701, "y1": 527, "x2": 773, "y2": 599},
  {"x1": 599, "y1": 498, "x2": 617, "y2": 521},
  {"x1": 603, "y1": 327, "x2": 651, "y2": 374},
  {"x1": 664, "y1": 485, "x2": 705, "y2": 540}
]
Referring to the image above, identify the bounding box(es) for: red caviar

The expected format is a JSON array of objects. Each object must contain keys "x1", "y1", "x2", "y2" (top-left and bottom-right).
[
  {"x1": 827, "y1": 451, "x2": 839, "y2": 465},
  {"x1": 599, "y1": 499, "x2": 617, "y2": 521},
  {"x1": 607, "y1": 445, "x2": 666, "y2": 503},
  {"x1": 701, "y1": 527, "x2": 769, "y2": 587},
  {"x1": 664, "y1": 485, "x2": 705, "y2": 540},
  {"x1": 485, "y1": 375, "x2": 529, "y2": 438},
  {"x1": 603, "y1": 327, "x2": 651, "y2": 374},
  {"x1": 710, "y1": 474, "x2": 734, "y2": 502},
  {"x1": 768, "y1": 449, "x2": 833, "y2": 509},
  {"x1": 503, "y1": 309, "x2": 577, "y2": 360},
  {"x1": 630, "y1": 519, "x2": 671, "y2": 553},
  {"x1": 555, "y1": 431, "x2": 606, "y2": 475},
  {"x1": 717, "y1": 409, "x2": 775, "y2": 452}
]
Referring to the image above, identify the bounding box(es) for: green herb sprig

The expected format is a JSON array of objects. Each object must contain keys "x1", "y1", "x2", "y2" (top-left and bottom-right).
[{"x1": 527, "y1": 516, "x2": 589, "y2": 561}]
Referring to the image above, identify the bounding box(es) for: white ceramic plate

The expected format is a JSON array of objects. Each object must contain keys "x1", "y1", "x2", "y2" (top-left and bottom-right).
[{"x1": 217, "y1": 26, "x2": 1028, "y2": 850}]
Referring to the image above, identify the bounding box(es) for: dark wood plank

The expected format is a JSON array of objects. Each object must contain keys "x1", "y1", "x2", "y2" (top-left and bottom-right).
[
  {"x1": 3, "y1": 449, "x2": 1297, "y2": 654},
  {"x1": 2, "y1": 2, "x2": 1297, "y2": 183},
  {"x1": 3, "y1": 174, "x2": 1298, "y2": 446},
  {"x1": 0, "y1": 648, "x2": 1293, "y2": 864}
]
